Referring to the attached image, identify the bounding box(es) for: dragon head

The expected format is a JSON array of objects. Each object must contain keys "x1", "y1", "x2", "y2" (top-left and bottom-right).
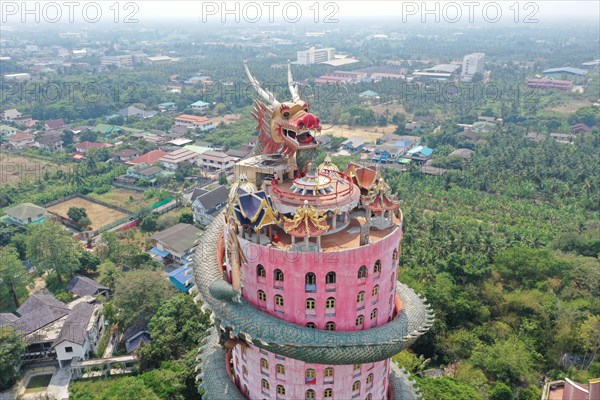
[{"x1": 245, "y1": 61, "x2": 321, "y2": 175}]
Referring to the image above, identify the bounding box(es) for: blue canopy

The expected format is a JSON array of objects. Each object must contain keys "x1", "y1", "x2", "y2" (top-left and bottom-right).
[{"x1": 150, "y1": 247, "x2": 170, "y2": 258}]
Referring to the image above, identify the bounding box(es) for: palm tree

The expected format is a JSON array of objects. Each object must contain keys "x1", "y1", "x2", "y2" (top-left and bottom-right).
[{"x1": 71, "y1": 169, "x2": 86, "y2": 187}]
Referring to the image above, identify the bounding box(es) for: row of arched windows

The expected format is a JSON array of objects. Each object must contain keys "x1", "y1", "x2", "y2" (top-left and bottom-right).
[
  {"x1": 258, "y1": 291, "x2": 382, "y2": 310},
  {"x1": 258, "y1": 377, "x2": 374, "y2": 398},
  {"x1": 256, "y1": 260, "x2": 387, "y2": 285},
  {"x1": 305, "y1": 321, "x2": 336, "y2": 330}
]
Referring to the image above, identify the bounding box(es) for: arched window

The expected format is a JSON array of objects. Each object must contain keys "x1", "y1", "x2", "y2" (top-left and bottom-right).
[
  {"x1": 357, "y1": 291, "x2": 365, "y2": 303},
  {"x1": 306, "y1": 368, "x2": 316, "y2": 382},
  {"x1": 306, "y1": 298, "x2": 316, "y2": 309},
  {"x1": 366, "y1": 394, "x2": 373, "y2": 400},
  {"x1": 367, "y1": 373, "x2": 374, "y2": 385},
  {"x1": 276, "y1": 385, "x2": 286, "y2": 396},
  {"x1": 324, "y1": 367, "x2": 334, "y2": 380},
  {"x1": 325, "y1": 321, "x2": 336, "y2": 331},
  {"x1": 305, "y1": 389, "x2": 316, "y2": 399},
  {"x1": 358, "y1": 265, "x2": 368, "y2": 279},
  {"x1": 305, "y1": 273, "x2": 316, "y2": 291},
  {"x1": 353, "y1": 364, "x2": 360, "y2": 371},
  {"x1": 261, "y1": 358, "x2": 269, "y2": 370},
  {"x1": 324, "y1": 388, "x2": 333, "y2": 398},
  {"x1": 257, "y1": 264, "x2": 266, "y2": 278},
  {"x1": 275, "y1": 294, "x2": 284, "y2": 307},
  {"x1": 243, "y1": 366, "x2": 248, "y2": 376},
  {"x1": 326, "y1": 271, "x2": 336, "y2": 284},
  {"x1": 352, "y1": 380, "x2": 361, "y2": 392},
  {"x1": 306, "y1": 322, "x2": 316, "y2": 329},
  {"x1": 258, "y1": 290, "x2": 266, "y2": 302},
  {"x1": 370, "y1": 308, "x2": 378, "y2": 320},
  {"x1": 355, "y1": 315, "x2": 364, "y2": 327},
  {"x1": 276, "y1": 364, "x2": 285, "y2": 375},
  {"x1": 261, "y1": 379, "x2": 270, "y2": 390},
  {"x1": 274, "y1": 268, "x2": 284, "y2": 282},
  {"x1": 374, "y1": 260, "x2": 381, "y2": 275},
  {"x1": 244, "y1": 385, "x2": 249, "y2": 395},
  {"x1": 325, "y1": 297, "x2": 335, "y2": 309},
  {"x1": 392, "y1": 248, "x2": 398, "y2": 261},
  {"x1": 372, "y1": 285, "x2": 379, "y2": 296}
]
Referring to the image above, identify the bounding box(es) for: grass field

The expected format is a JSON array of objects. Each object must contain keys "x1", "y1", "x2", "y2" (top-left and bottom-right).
[
  {"x1": 88, "y1": 188, "x2": 154, "y2": 210},
  {"x1": 0, "y1": 153, "x2": 69, "y2": 186},
  {"x1": 47, "y1": 197, "x2": 130, "y2": 230},
  {"x1": 24, "y1": 374, "x2": 52, "y2": 394}
]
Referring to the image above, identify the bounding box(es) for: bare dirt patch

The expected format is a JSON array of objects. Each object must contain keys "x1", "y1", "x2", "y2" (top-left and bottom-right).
[
  {"x1": 47, "y1": 197, "x2": 129, "y2": 230},
  {"x1": 320, "y1": 124, "x2": 397, "y2": 143},
  {"x1": 0, "y1": 153, "x2": 69, "y2": 186}
]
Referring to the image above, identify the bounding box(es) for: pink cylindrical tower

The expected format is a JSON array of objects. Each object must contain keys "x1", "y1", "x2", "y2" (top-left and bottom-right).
[{"x1": 193, "y1": 62, "x2": 433, "y2": 400}]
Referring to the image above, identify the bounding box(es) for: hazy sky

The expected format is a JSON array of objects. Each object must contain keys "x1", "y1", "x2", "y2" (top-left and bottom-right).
[
  {"x1": 133, "y1": 1, "x2": 599, "y2": 20},
  {"x1": 2, "y1": 1, "x2": 598, "y2": 26}
]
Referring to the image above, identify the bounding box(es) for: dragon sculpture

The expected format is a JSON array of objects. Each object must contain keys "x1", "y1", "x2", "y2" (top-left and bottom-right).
[{"x1": 244, "y1": 61, "x2": 321, "y2": 176}]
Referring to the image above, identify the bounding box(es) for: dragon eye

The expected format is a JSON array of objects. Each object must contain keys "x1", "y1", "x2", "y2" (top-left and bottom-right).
[{"x1": 282, "y1": 111, "x2": 290, "y2": 119}]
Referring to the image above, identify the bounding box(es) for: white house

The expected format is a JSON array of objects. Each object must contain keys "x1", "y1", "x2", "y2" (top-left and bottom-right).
[
  {"x1": 192, "y1": 185, "x2": 229, "y2": 225},
  {"x1": 189, "y1": 100, "x2": 210, "y2": 114},
  {"x1": 52, "y1": 301, "x2": 104, "y2": 368}
]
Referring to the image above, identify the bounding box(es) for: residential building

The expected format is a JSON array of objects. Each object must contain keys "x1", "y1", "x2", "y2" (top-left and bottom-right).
[
  {"x1": 150, "y1": 223, "x2": 202, "y2": 264},
  {"x1": 158, "y1": 102, "x2": 176, "y2": 112},
  {"x1": 342, "y1": 137, "x2": 367, "y2": 152},
  {"x1": 112, "y1": 149, "x2": 140, "y2": 163},
  {"x1": 192, "y1": 185, "x2": 229, "y2": 225},
  {"x1": 526, "y1": 78, "x2": 573, "y2": 90},
  {"x1": 100, "y1": 55, "x2": 134, "y2": 68},
  {"x1": 174, "y1": 114, "x2": 216, "y2": 131},
  {"x1": 160, "y1": 148, "x2": 201, "y2": 171},
  {"x1": 461, "y1": 52, "x2": 485, "y2": 81},
  {"x1": 3, "y1": 73, "x2": 31, "y2": 81},
  {"x1": 550, "y1": 133, "x2": 577, "y2": 144},
  {"x1": 123, "y1": 322, "x2": 151, "y2": 354},
  {"x1": 189, "y1": 100, "x2": 210, "y2": 114},
  {"x1": 296, "y1": 47, "x2": 335, "y2": 65},
  {"x1": 197, "y1": 151, "x2": 237, "y2": 171},
  {"x1": 75, "y1": 141, "x2": 112, "y2": 153},
  {"x1": 406, "y1": 145, "x2": 434, "y2": 160},
  {"x1": 44, "y1": 119, "x2": 65, "y2": 130},
  {"x1": 449, "y1": 148, "x2": 474, "y2": 159},
  {"x1": 8, "y1": 132, "x2": 35, "y2": 148},
  {"x1": 0, "y1": 124, "x2": 18, "y2": 138},
  {"x1": 3, "y1": 203, "x2": 46, "y2": 225},
  {"x1": 571, "y1": 123, "x2": 592, "y2": 134},
  {"x1": 35, "y1": 133, "x2": 63, "y2": 151},
  {"x1": 66, "y1": 276, "x2": 110, "y2": 298},
  {"x1": 117, "y1": 106, "x2": 157, "y2": 119},
  {"x1": 126, "y1": 150, "x2": 169, "y2": 166},
  {"x1": 168, "y1": 264, "x2": 194, "y2": 293},
  {"x1": 126, "y1": 163, "x2": 165, "y2": 181},
  {"x1": 2, "y1": 109, "x2": 23, "y2": 121},
  {"x1": 52, "y1": 301, "x2": 104, "y2": 368}
]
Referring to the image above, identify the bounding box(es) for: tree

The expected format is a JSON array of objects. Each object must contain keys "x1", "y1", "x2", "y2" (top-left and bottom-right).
[
  {"x1": 0, "y1": 246, "x2": 32, "y2": 308},
  {"x1": 140, "y1": 213, "x2": 159, "y2": 232},
  {"x1": 416, "y1": 377, "x2": 482, "y2": 400},
  {"x1": 0, "y1": 326, "x2": 25, "y2": 390},
  {"x1": 178, "y1": 210, "x2": 194, "y2": 224},
  {"x1": 140, "y1": 294, "x2": 210, "y2": 369},
  {"x1": 578, "y1": 315, "x2": 600, "y2": 369},
  {"x1": 98, "y1": 260, "x2": 120, "y2": 291},
  {"x1": 67, "y1": 207, "x2": 88, "y2": 223},
  {"x1": 77, "y1": 250, "x2": 100, "y2": 273},
  {"x1": 61, "y1": 130, "x2": 74, "y2": 146},
  {"x1": 26, "y1": 221, "x2": 80, "y2": 285},
  {"x1": 70, "y1": 376, "x2": 160, "y2": 400},
  {"x1": 490, "y1": 383, "x2": 513, "y2": 400},
  {"x1": 112, "y1": 269, "x2": 175, "y2": 328}
]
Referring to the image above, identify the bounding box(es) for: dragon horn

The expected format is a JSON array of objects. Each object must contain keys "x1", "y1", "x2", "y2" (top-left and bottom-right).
[
  {"x1": 287, "y1": 60, "x2": 300, "y2": 102},
  {"x1": 244, "y1": 60, "x2": 280, "y2": 107}
]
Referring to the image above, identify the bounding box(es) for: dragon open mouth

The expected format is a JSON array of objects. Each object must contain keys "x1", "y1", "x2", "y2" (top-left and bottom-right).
[{"x1": 283, "y1": 128, "x2": 317, "y2": 146}]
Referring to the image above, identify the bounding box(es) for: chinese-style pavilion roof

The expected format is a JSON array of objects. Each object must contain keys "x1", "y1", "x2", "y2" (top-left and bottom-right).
[
  {"x1": 228, "y1": 185, "x2": 280, "y2": 231},
  {"x1": 362, "y1": 177, "x2": 400, "y2": 212},
  {"x1": 283, "y1": 201, "x2": 329, "y2": 237},
  {"x1": 317, "y1": 154, "x2": 339, "y2": 175},
  {"x1": 345, "y1": 162, "x2": 378, "y2": 190}
]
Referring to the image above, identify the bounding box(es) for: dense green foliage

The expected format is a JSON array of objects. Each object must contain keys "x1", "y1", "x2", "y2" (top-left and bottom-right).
[{"x1": 0, "y1": 327, "x2": 26, "y2": 390}]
